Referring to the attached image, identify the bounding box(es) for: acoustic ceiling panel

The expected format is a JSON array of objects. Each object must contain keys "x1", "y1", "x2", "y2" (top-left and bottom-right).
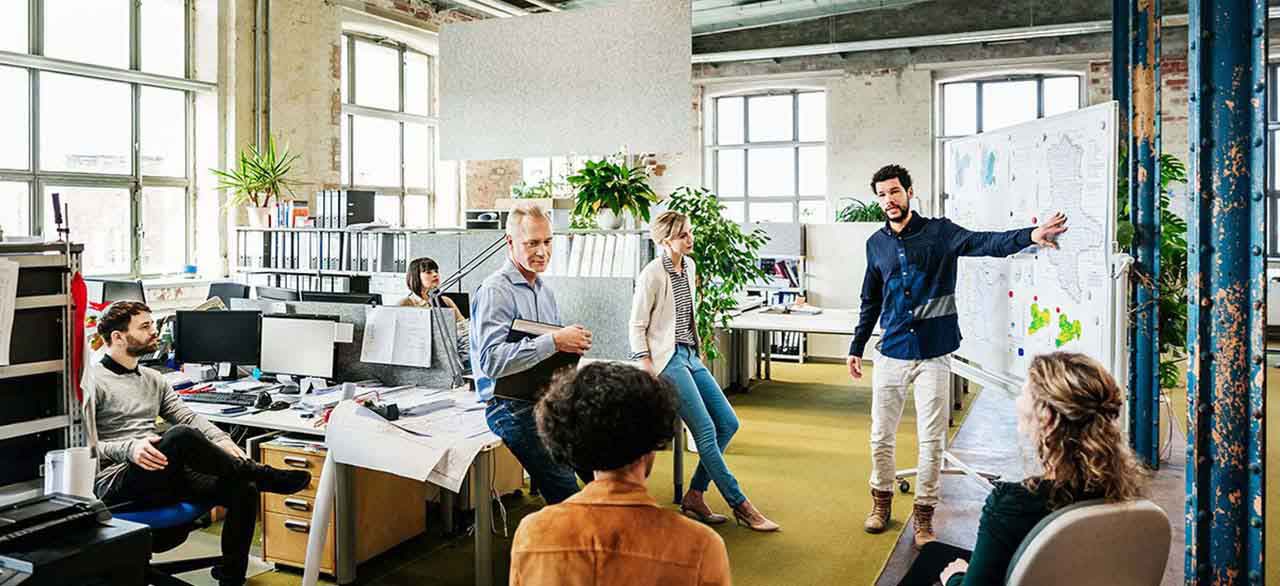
[{"x1": 440, "y1": 0, "x2": 692, "y2": 161}]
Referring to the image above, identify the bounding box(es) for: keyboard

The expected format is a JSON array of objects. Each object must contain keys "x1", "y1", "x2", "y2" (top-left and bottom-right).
[{"x1": 182, "y1": 391, "x2": 269, "y2": 409}]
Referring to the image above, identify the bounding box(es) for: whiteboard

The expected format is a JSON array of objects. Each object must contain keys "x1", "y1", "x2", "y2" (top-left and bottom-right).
[{"x1": 944, "y1": 102, "x2": 1118, "y2": 386}]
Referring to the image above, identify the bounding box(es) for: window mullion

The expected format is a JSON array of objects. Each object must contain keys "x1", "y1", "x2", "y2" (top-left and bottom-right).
[
  {"x1": 792, "y1": 91, "x2": 800, "y2": 223},
  {"x1": 975, "y1": 81, "x2": 984, "y2": 133}
]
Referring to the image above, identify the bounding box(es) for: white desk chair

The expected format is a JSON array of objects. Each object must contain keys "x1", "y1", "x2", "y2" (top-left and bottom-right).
[{"x1": 1005, "y1": 498, "x2": 1170, "y2": 586}]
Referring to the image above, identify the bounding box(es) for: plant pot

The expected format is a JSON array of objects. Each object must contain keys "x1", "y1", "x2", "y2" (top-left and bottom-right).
[
  {"x1": 597, "y1": 208, "x2": 625, "y2": 230},
  {"x1": 246, "y1": 206, "x2": 271, "y2": 228}
]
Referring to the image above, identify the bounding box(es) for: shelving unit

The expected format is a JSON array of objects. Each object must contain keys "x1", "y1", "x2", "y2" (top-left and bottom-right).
[
  {"x1": 0, "y1": 241, "x2": 82, "y2": 506},
  {"x1": 746, "y1": 254, "x2": 808, "y2": 363}
]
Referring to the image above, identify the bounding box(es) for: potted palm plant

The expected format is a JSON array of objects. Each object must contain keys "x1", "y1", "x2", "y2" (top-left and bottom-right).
[
  {"x1": 566, "y1": 155, "x2": 659, "y2": 230},
  {"x1": 211, "y1": 136, "x2": 300, "y2": 227}
]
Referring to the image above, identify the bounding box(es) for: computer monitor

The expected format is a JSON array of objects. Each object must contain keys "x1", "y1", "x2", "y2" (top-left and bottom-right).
[
  {"x1": 299, "y1": 291, "x2": 382, "y2": 305},
  {"x1": 440, "y1": 292, "x2": 470, "y2": 319},
  {"x1": 208, "y1": 282, "x2": 251, "y2": 306},
  {"x1": 259, "y1": 314, "x2": 338, "y2": 378},
  {"x1": 89, "y1": 279, "x2": 146, "y2": 304},
  {"x1": 256, "y1": 286, "x2": 300, "y2": 302},
  {"x1": 174, "y1": 310, "x2": 262, "y2": 369}
]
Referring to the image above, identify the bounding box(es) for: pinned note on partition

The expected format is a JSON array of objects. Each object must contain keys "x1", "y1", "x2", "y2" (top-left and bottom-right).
[{"x1": 335, "y1": 322, "x2": 355, "y2": 344}]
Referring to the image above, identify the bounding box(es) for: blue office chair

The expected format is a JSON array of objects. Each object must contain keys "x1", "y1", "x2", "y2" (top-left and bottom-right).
[{"x1": 114, "y1": 501, "x2": 222, "y2": 586}]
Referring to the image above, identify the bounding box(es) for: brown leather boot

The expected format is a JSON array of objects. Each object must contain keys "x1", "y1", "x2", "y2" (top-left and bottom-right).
[
  {"x1": 863, "y1": 489, "x2": 893, "y2": 534},
  {"x1": 912, "y1": 503, "x2": 937, "y2": 549}
]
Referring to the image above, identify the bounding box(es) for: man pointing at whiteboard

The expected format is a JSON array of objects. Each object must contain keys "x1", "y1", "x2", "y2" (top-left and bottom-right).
[{"x1": 847, "y1": 164, "x2": 1068, "y2": 548}]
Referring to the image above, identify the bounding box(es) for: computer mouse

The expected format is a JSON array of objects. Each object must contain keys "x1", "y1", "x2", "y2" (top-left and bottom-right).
[{"x1": 268, "y1": 401, "x2": 292, "y2": 411}]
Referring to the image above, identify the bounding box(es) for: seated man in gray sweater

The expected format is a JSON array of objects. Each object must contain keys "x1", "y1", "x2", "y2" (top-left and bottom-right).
[{"x1": 91, "y1": 301, "x2": 311, "y2": 586}]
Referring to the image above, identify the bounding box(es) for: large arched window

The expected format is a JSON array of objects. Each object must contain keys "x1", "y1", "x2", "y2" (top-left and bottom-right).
[{"x1": 704, "y1": 89, "x2": 827, "y2": 223}]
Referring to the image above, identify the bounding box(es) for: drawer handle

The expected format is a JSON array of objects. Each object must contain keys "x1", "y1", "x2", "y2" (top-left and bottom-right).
[
  {"x1": 283, "y1": 498, "x2": 312, "y2": 512},
  {"x1": 282, "y1": 456, "x2": 311, "y2": 469},
  {"x1": 284, "y1": 520, "x2": 311, "y2": 534}
]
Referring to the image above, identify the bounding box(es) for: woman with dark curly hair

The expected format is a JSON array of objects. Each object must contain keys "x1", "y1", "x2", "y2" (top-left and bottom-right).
[
  {"x1": 509, "y1": 362, "x2": 731, "y2": 586},
  {"x1": 898, "y1": 352, "x2": 1147, "y2": 586}
]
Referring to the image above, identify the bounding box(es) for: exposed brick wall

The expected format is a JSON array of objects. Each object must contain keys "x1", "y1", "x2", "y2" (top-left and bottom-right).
[
  {"x1": 1086, "y1": 56, "x2": 1190, "y2": 166},
  {"x1": 466, "y1": 160, "x2": 522, "y2": 209}
]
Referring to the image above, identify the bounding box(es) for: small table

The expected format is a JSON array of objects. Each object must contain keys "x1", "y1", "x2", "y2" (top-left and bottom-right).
[{"x1": 726, "y1": 307, "x2": 867, "y2": 388}]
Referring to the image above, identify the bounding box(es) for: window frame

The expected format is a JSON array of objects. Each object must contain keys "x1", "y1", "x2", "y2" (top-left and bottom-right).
[
  {"x1": 933, "y1": 72, "x2": 1084, "y2": 217},
  {"x1": 0, "y1": 0, "x2": 203, "y2": 278},
  {"x1": 341, "y1": 31, "x2": 437, "y2": 228},
  {"x1": 703, "y1": 88, "x2": 828, "y2": 224}
]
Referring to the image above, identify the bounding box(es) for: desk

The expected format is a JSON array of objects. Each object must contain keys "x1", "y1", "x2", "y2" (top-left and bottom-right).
[
  {"x1": 1, "y1": 518, "x2": 150, "y2": 585},
  {"x1": 204, "y1": 395, "x2": 501, "y2": 586},
  {"x1": 725, "y1": 308, "x2": 867, "y2": 387}
]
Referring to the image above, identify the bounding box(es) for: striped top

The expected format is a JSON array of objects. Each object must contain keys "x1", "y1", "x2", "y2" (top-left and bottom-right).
[{"x1": 663, "y1": 255, "x2": 698, "y2": 348}]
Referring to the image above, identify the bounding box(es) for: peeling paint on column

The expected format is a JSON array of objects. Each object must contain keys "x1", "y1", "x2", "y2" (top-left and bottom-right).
[
  {"x1": 1186, "y1": 1, "x2": 1267, "y2": 584},
  {"x1": 1129, "y1": 0, "x2": 1162, "y2": 469}
]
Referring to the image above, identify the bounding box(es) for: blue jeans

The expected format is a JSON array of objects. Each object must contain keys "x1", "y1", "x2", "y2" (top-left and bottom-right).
[
  {"x1": 661, "y1": 344, "x2": 745, "y2": 507},
  {"x1": 485, "y1": 397, "x2": 585, "y2": 504}
]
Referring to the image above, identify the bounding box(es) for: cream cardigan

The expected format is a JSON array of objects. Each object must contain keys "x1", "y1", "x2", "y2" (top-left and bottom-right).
[{"x1": 629, "y1": 255, "x2": 699, "y2": 374}]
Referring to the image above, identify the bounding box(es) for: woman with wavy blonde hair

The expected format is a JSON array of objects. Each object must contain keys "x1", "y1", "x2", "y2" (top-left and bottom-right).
[{"x1": 899, "y1": 352, "x2": 1147, "y2": 586}]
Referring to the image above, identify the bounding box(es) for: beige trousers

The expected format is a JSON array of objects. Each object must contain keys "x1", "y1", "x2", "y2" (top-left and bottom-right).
[{"x1": 869, "y1": 354, "x2": 952, "y2": 506}]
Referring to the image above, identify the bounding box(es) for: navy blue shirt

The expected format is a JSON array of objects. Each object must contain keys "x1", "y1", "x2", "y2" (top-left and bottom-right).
[{"x1": 849, "y1": 212, "x2": 1035, "y2": 360}]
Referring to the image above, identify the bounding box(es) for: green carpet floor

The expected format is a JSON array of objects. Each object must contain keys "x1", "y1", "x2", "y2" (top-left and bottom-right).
[{"x1": 195, "y1": 361, "x2": 973, "y2": 586}]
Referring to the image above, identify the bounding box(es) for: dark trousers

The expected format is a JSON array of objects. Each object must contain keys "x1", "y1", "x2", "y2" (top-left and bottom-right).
[
  {"x1": 485, "y1": 398, "x2": 591, "y2": 504},
  {"x1": 899, "y1": 541, "x2": 973, "y2": 586},
  {"x1": 101, "y1": 425, "x2": 259, "y2": 585}
]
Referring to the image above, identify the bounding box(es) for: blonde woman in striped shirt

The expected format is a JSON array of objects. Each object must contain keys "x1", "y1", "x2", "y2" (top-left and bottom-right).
[{"x1": 629, "y1": 211, "x2": 779, "y2": 532}]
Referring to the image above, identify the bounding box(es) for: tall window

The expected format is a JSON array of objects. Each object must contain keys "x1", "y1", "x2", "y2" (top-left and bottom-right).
[
  {"x1": 340, "y1": 33, "x2": 435, "y2": 228},
  {"x1": 936, "y1": 74, "x2": 1082, "y2": 212},
  {"x1": 0, "y1": 0, "x2": 200, "y2": 276},
  {"x1": 704, "y1": 90, "x2": 827, "y2": 223},
  {"x1": 1269, "y1": 65, "x2": 1279, "y2": 256}
]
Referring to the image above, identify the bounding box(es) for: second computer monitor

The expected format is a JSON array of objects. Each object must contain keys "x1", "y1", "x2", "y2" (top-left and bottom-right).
[
  {"x1": 174, "y1": 310, "x2": 262, "y2": 367},
  {"x1": 259, "y1": 315, "x2": 338, "y2": 378},
  {"x1": 256, "y1": 286, "x2": 300, "y2": 302},
  {"x1": 299, "y1": 291, "x2": 382, "y2": 305}
]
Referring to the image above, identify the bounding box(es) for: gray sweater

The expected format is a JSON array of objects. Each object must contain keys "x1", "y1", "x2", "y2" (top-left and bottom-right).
[{"x1": 91, "y1": 358, "x2": 231, "y2": 496}]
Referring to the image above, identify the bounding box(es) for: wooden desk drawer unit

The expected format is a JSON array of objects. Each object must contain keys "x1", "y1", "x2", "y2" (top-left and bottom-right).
[{"x1": 259, "y1": 442, "x2": 428, "y2": 574}]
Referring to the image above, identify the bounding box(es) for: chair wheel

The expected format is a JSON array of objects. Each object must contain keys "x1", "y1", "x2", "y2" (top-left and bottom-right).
[{"x1": 898, "y1": 480, "x2": 911, "y2": 494}]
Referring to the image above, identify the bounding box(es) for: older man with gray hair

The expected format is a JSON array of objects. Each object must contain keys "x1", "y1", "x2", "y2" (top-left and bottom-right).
[{"x1": 470, "y1": 202, "x2": 594, "y2": 504}]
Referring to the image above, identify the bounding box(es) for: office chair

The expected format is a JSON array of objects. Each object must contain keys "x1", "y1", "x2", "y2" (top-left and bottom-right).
[
  {"x1": 114, "y1": 502, "x2": 221, "y2": 586},
  {"x1": 1004, "y1": 498, "x2": 1170, "y2": 586},
  {"x1": 207, "y1": 282, "x2": 250, "y2": 306}
]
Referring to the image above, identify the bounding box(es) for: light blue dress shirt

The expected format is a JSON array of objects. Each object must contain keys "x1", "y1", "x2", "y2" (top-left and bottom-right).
[{"x1": 469, "y1": 258, "x2": 561, "y2": 401}]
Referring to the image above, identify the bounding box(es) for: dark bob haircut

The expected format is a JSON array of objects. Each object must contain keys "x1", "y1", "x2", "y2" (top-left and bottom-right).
[
  {"x1": 870, "y1": 163, "x2": 912, "y2": 194},
  {"x1": 405, "y1": 257, "x2": 441, "y2": 296},
  {"x1": 535, "y1": 361, "x2": 677, "y2": 473}
]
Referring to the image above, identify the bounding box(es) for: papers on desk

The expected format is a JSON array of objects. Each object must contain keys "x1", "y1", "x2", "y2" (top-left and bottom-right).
[
  {"x1": 0, "y1": 259, "x2": 17, "y2": 367},
  {"x1": 360, "y1": 306, "x2": 432, "y2": 368},
  {"x1": 326, "y1": 401, "x2": 448, "y2": 482}
]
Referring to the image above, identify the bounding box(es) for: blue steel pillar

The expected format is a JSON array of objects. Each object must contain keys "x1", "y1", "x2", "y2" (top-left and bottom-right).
[
  {"x1": 1186, "y1": 1, "x2": 1268, "y2": 584},
  {"x1": 1128, "y1": 0, "x2": 1161, "y2": 469}
]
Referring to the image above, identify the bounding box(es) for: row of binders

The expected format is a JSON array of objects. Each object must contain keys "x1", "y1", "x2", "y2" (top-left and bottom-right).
[
  {"x1": 237, "y1": 230, "x2": 409, "y2": 273},
  {"x1": 544, "y1": 233, "x2": 646, "y2": 278},
  {"x1": 244, "y1": 273, "x2": 351, "y2": 292},
  {"x1": 769, "y1": 291, "x2": 804, "y2": 357}
]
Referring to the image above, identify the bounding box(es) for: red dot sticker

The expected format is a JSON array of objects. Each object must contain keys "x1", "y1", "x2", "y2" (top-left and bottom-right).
[
  {"x1": 1033, "y1": 296, "x2": 1038, "y2": 301},
  {"x1": 1008, "y1": 291, "x2": 1014, "y2": 298},
  {"x1": 1056, "y1": 307, "x2": 1061, "y2": 313},
  {"x1": 1032, "y1": 217, "x2": 1038, "y2": 224}
]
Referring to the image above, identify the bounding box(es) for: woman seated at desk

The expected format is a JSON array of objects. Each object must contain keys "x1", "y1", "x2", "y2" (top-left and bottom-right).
[{"x1": 399, "y1": 256, "x2": 470, "y2": 366}]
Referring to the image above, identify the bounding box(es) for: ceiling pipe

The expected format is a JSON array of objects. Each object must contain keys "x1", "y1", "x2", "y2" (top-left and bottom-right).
[
  {"x1": 694, "y1": 8, "x2": 1280, "y2": 64},
  {"x1": 524, "y1": 0, "x2": 563, "y2": 11},
  {"x1": 449, "y1": 0, "x2": 517, "y2": 18}
]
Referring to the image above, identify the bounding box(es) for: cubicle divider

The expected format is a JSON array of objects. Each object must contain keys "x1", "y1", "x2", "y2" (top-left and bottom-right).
[
  {"x1": 229, "y1": 299, "x2": 460, "y2": 388},
  {"x1": 543, "y1": 276, "x2": 635, "y2": 361}
]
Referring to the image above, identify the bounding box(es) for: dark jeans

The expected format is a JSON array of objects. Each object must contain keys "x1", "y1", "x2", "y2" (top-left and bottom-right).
[
  {"x1": 485, "y1": 398, "x2": 590, "y2": 505},
  {"x1": 101, "y1": 425, "x2": 259, "y2": 585},
  {"x1": 899, "y1": 541, "x2": 973, "y2": 586}
]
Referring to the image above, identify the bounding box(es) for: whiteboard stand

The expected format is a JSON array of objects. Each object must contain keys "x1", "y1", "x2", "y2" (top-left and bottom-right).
[{"x1": 893, "y1": 371, "x2": 999, "y2": 494}]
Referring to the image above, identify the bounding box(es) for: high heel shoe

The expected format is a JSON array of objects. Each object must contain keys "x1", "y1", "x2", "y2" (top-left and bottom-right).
[
  {"x1": 681, "y1": 503, "x2": 729, "y2": 525},
  {"x1": 732, "y1": 500, "x2": 780, "y2": 532}
]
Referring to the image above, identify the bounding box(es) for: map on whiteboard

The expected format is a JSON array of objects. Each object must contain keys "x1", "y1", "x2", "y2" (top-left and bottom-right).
[{"x1": 945, "y1": 102, "x2": 1117, "y2": 382}]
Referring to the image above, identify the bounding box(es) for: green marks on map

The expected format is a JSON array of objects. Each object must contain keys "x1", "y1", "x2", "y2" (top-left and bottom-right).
[
  {"x1": 1028, "y1": 304, "x2": 1050, "y2": 335},
  {"x1": 1056, "y1": 314, "x2": 1083, "y2": 347}
]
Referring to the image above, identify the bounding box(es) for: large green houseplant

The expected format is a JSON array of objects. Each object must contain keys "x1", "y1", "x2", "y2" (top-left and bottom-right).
[
  {"x1": 566, "y1": 156, "x2": 659, "y2": 229},
  {"x1": 835, "y1": 197, "x2": 888, "y2": 222},
  {"x1": 1116, "y1": 151, "x2": 1189, "y2": 390},
  {"x1": 211, "y1": 136, "x2": 300, "y2": 227},
  {"x1": 665, "y1": 186, "x2": 770, "y2": 361}
]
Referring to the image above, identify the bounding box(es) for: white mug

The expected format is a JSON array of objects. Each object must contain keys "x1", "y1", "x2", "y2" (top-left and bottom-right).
[{"x1": 43, "y1": 447, "x2": 97, "y2": 500}]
